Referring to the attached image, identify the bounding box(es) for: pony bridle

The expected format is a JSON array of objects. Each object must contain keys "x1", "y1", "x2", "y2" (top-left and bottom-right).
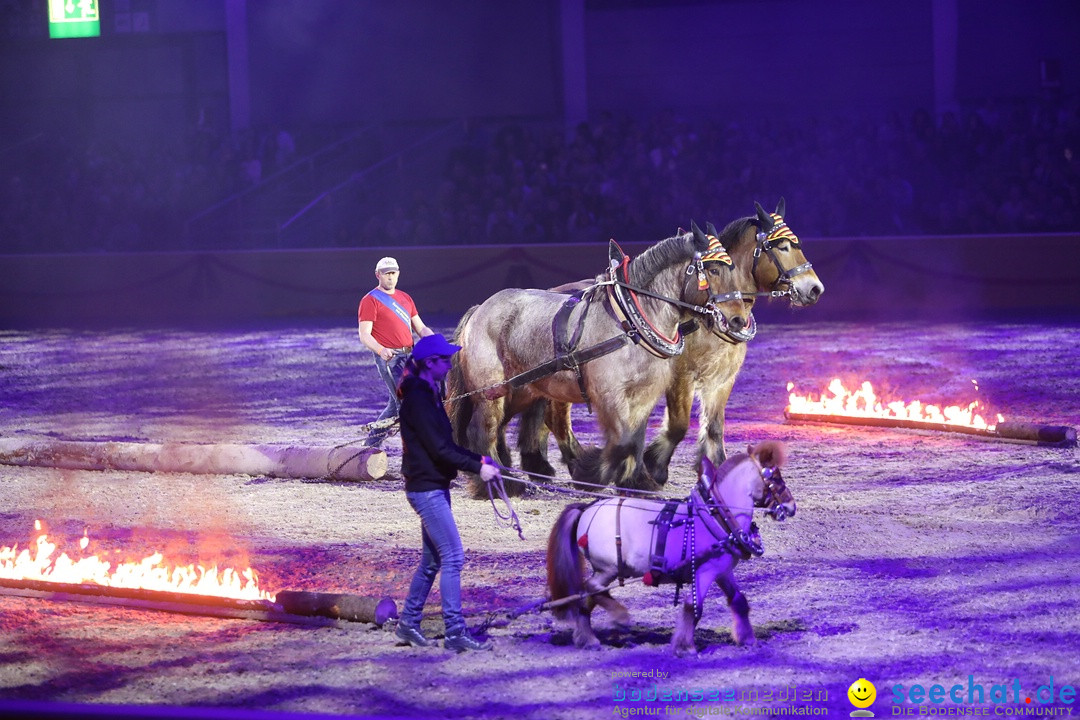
[
  {"x1": 753, "y1": 214, "x2": 814, "y2": 294},
  {"x1": 692, "y1": 457, "x2": 791, "y2": 560},
  {"x1": 758, "y1": 465, "x2": 795, "y2": 521}
]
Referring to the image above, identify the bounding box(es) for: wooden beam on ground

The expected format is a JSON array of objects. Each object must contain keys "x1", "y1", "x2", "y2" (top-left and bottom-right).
[
  {"x1": 0, "y1": 438, "x2": 387, "y2": 481},
  {"x1": 784, "y1": 413, "x2": 1076, "y2": 447},
  {"x1": 0, "y1": 578, "x2": 398, "y2": 627}
]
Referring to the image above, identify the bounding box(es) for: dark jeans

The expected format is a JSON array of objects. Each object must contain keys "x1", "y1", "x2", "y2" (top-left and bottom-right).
[
  {"x1": 401, "y1": 488, "x2": 466, "y2": 636},
  {"x1": 365, "y1": 351, "x2": 408, "y2": 447}
]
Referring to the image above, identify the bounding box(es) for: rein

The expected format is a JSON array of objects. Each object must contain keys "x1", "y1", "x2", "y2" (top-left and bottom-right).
[
  {"x1": 609, "y1": 255, "x2": 725, "y2": 317},
  {"x1": 478, "y1": 473, "x2": 525, "y2": 540}
]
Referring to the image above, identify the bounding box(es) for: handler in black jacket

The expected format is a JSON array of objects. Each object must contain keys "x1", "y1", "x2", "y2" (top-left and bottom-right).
[{"x1": 393, "y1": 333, "x2": 501, "y2": 653}]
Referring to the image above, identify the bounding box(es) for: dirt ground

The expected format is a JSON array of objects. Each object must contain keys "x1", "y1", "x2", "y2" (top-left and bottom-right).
[{"x1": 0, "y1": 318, "x2": 1078, "y2": 719}]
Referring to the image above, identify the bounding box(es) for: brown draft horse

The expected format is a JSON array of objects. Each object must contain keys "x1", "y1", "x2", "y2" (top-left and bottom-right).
[
  {"x1": 546, "y1": 441, "x2": 796, "y2": 655},
  {"x1": 446, "y1": 223, "x2": 756, "y2": 496},
  {"x1": 519, "y1": 199, "x2": 824, "y2": 484}
]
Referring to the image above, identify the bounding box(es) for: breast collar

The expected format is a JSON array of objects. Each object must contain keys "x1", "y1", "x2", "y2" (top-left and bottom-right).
[{"x1": 606, "y1": 254, "x2": 685, "y2": 359}]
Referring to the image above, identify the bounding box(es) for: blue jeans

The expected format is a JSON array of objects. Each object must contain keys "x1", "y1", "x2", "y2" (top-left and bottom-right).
[
  {"x1": 401, "y1": 489, "x2": 466, "y2": 636},
  {"x1": 365, "y1": 351, "x2": 408, "y2": 447}
]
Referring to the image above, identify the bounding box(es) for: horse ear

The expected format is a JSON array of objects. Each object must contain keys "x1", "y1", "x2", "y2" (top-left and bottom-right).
[
  {"x1": 775, "y1": 197, "x2": 786, "y2": 218},
  {"x1": 754, "y1": 202, "x2": 774, "y2": 231},
  {"x1": 750, "y1": 441, "x2": 787, "y2": 468},
  {"x1": 608, "y1": 239, "x2": 625, "y2": 266},
  {"x1": 706, "y1": 221, "x2": 719, "y2": 238},
  {"x1": 690, "y1": 220, "x2": 709, "y2": 251}
]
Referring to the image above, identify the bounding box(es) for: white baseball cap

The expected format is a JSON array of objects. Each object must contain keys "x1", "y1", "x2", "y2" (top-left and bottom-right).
[{"x1": 375, "y1": 257, "x2": 399, "y2": 273}]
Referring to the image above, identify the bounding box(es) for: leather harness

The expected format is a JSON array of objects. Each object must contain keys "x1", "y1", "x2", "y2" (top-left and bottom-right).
[{"x1": 503, "y1": 251, "x2": 694, "y2": 407}]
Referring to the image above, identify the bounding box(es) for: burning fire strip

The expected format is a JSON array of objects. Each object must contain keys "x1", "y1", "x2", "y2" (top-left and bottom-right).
[
  {"x1": 0, "y1": 521, "x2": 397, "y2": 625},
  {"x1": 785, "y1": 379, "x2": 1076, "y2": 447},
  {"x1": 0, "y1": 520, "x2": 275, "y2": 602}
]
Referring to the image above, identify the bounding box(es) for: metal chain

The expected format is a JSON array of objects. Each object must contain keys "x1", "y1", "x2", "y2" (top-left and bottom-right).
[
  {"x1": 499, "y1": 463, "x2": 762, "y2": 512},
  {"x1": 688, "y1": 501, "x2": 700, "y2": 622}
]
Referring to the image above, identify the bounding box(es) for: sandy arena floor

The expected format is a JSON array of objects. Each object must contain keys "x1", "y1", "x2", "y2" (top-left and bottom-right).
[{"x1": 0, "y1": 319, "x2": 1078, "y2": 719}]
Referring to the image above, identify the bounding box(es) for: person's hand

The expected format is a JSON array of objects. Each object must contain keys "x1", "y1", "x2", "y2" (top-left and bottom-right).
[
  {"x1": 479, "y1": 460, "x2": 501, "y2": 484},
  {"x1": 379, "y1": 347, "x2": 395, "y2": 361}
]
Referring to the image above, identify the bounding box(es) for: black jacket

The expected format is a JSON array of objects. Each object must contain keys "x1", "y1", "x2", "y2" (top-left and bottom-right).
[{"x1": 398, "y1": 375, "x2": 482, "y2": 492}]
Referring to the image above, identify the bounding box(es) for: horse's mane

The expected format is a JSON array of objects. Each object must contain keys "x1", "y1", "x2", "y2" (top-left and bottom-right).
[
  {"x1": 627, "y1": 232, "x2": 696, "y2": 286},
  {"x1": 714, "y1": 216, "x2": 759, "y2": 255}
]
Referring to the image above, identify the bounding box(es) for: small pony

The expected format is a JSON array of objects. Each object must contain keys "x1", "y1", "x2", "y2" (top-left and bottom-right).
[{"x1": 545, "y1": 441, "x2": 795, "y2": 656}]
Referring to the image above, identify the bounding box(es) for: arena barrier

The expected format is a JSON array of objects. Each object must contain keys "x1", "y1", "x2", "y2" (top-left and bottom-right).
[{"x1": 1, "y1": 234, "x2": 1076, "y2": 327}]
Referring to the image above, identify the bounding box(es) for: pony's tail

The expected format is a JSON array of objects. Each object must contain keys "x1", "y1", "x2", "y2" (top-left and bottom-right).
[
  {"x1": 546, "y1": 503, "x2": 588, "y2": 621},
  {"x1": 445, "y1": 305, "x2": 480, "y2": 445},
  {"x1": 748, "y1": 440, "x2": 787, "y2": 469}
]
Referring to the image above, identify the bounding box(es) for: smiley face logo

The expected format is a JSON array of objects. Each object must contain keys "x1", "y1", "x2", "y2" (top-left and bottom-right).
[{"x1": 848, "y1": 678, "x2": 877, "y2": 709}]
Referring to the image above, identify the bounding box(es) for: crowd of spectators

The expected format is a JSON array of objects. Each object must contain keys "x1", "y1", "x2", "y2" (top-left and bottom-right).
[
  {"x1": 387, "y1": 93, "x2": 1080, "y2": 246},
  {"x1": 2, "y1": 93, "x2": 1078, "y2": 254},
  {"x1": 0, "y1": 117, "x2": 306, "y2": 253}
]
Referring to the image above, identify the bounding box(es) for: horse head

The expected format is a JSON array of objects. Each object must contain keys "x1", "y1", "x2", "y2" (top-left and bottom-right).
[
  {"x1": 688, "y1": 220, "x2": 755, "y2": 341},
  {"x1": 700, "y1": 442, "x2": 796, "y2": 525},
  {"x1": 750, "y1": 198, "x2": 824, "y2": 307},
  {"x1": 745, "y1": 441, "x2": 796, "y2": 521}
]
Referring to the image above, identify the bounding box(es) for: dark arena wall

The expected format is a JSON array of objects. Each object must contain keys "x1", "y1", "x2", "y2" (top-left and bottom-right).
[{"x1": 1, "y1": 233, "x2": 1076, "y2": 328}]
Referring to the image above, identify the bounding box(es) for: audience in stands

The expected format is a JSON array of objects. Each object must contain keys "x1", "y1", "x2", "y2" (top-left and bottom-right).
[{"x1": 2, "y1": 94, "x2": 1077, "y2": 253}]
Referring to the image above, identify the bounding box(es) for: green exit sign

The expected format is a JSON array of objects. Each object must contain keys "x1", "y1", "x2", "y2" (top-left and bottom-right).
[{"x1": 49, "y1": 0, "x2": 101, "y2": 39}]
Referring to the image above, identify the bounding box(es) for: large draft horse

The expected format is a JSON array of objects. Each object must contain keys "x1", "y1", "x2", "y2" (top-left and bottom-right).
[
  {"x1": 449, "y1": 224, "x2": 755, "y2": 496},
  {"x1": 546, "y1": 441, "x2": 796, "y2": 655},
  {"x1": 642, "y1": 199, "x2": 824, "y2": 483},
  {"x1": 521, "y1": 200, "x2": 824, "y2": 484}
]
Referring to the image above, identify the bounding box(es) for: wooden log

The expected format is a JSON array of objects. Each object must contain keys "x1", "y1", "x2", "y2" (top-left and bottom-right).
[
  {"x1": 275, "y1": 590, "x2": 398, "y2": 626},
  {"x1": 0, "y1": 580, "x2": 339, "y2": 627},
  {"x1": 0, "y1": 438, "x2": 387, "y2": 481},
  {"x1": 994, "y1": 421, "x2": 1077, "y2": 447},
  {"x1": 784, "y1": 412, "x2": 1077, "y2": 447},
  {"x1": 0, "y1": 579, "x2": 396, "y2": 626},
  {"x1": 0, "y1": 577, "x2": 271, "y2": 611}
]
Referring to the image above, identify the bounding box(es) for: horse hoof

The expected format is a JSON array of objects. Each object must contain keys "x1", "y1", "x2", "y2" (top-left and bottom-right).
[
  {"x1": 673, "y1": 645, "x2": 698, "y2": 658},
  {"x1": 464, "y1": 476, "x2": 489, "y2": 500},
  {"x1": 520, "y1": 452, "x2": 557, "y2": 479}
]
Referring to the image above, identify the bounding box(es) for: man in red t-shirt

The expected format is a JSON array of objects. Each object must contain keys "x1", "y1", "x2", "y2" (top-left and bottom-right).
[{"x1": 358, "y1": 256, "x2": 434, "y2": 448}]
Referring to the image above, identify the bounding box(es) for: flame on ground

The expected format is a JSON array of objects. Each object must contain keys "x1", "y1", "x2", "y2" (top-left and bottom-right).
[
  {"x1": 0, "y1": 520, "x2": 275, "y2": 602},
  {"x1": 786, "y1": 378, "x2": 1004, "y2": 430}
]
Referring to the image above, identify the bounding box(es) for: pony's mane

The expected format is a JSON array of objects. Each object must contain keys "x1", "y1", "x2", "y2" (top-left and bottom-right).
[
  {"x1": 715, "y1": 216, "x2": 759, "y2": 254},
  {"x1": 627, "y1": 232, "x2": 696, "y2": 286}
]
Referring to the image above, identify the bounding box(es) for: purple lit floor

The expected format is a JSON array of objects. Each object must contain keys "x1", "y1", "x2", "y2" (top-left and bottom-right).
[{"x1": 0, "y1": 320, "x2": 1078, "y2": 719}]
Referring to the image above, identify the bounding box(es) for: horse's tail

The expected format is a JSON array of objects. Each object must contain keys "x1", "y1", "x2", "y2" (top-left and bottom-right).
[
  {"x1": 546, "y1": 503, "x2": 589, "y2": 621},
  {"x1": 446, "y1": 360, "x2": 472, "y2": 445},
  {"x1": 748, "y1": 440, "x2": 787, "y2": 469},
  {"x1": 446, "y1": 305, "x2": 480, "y2": 445},
  {"x1": 450, "y1": 304, "x2": 479, "y2": 344}
]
